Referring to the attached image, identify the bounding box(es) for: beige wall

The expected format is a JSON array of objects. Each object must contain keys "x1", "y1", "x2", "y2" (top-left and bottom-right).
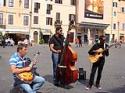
[
  {"x1": 51, "y1": 0, "x2": 76, "y2": 37},
  {"x1": 30, "y1": 0, "x2": 46, "y2": 43}
]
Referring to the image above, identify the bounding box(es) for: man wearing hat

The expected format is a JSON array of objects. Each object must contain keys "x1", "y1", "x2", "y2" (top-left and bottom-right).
[{"x1": 86, "y1": 35, "x2": 109, "y2": 90}]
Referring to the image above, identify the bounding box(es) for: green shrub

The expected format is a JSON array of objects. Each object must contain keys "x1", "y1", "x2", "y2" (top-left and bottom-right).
[{"x1": 39, "y1": 38, "x2": 44, "y2": 44}]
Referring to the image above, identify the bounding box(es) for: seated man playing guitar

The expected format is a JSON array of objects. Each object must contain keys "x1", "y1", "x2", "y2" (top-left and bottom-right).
[
  {"x1": 9, "y1": 44, "x2": 45, "y2": 93},
  {"x1": 86, "y1": 35, "x2": 109, "y2": 90}
]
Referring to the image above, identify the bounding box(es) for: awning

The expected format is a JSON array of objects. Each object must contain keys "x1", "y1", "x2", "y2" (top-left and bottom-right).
[
  {"x1": 41, "y1": 29, "x2": 51, "y2": 35},
  {"x1": 31, "y1": 27, "x2": 51, "y2": 35},
  {"x1": 79, "y1": 22, "x2": 109, "y2": 29},
  {"x1": 5, "y1": 29, "x2": 29, "y2": 35}
]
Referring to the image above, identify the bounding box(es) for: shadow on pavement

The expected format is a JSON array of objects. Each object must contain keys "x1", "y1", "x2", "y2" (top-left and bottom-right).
[
  {"x1": 43, "y1": 74, "x2": 75, "y2": 89},
  {"x1": 108, "y1": 85, "x2": 125, "y2": 93},
  {"x1": 78, "y1": 79, "x2": 89, "y2": 85},
  {"x1": 43, "y1": 75, "x2": 53, "y2": 84},
  {"x1": 95, "y1": 92, "x2": 111, "y2": 93}
]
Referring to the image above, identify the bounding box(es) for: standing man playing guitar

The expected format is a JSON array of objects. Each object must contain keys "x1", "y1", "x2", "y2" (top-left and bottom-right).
[
  {"x1": 9, "y1": 44, "x2": 45, "y2": 93},
  {"x1": 86, "y1": 35, "x2": 109, "y2": 90},
  {"x1": 49, "y1": 27, "x2": 65, "y2": 86}
]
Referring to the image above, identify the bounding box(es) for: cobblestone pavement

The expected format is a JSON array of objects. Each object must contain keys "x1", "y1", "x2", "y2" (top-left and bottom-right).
[{"x1": 0, "y1": 44, "x2": 125, "y2": 93}]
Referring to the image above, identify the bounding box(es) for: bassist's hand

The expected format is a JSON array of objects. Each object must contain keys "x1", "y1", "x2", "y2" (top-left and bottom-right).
[{"x1": 57, "y1": 50, "x2": 61, "y2": 53}]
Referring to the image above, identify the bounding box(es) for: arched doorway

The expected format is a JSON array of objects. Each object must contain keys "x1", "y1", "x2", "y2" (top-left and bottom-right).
[{"x1": 33, "y1": 31, "x2": 38, "y2": 43}]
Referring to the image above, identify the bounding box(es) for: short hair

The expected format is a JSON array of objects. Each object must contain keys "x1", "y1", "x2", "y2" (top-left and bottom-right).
[
  {"x1": 55, "y1": 27, "x2": 62, "y2": 32},
  {"x1": 17, "y1": 43, "x2": 27, "y2": 52}
]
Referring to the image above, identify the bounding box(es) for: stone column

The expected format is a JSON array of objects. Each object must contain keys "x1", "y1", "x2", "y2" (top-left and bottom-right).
[{"x1": 88, "y1": 28, "x2": 92, "y2": 45}]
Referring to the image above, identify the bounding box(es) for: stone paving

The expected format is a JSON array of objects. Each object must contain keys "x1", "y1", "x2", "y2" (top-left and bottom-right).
[{"x1": 0, "y1": 44, "x2": 125, "y2": 93}]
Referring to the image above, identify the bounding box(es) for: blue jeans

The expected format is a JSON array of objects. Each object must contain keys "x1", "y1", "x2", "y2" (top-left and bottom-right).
[
  {"x1": 51, "y1": 52, "x2": 60, "y2": 83},
  {"x1": 19, "y1": 76, "x2": 45, "y2": 93}
]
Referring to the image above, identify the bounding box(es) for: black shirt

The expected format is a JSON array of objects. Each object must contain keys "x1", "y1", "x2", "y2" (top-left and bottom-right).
[
  {"x1": 88, "y1": 43, "x2": 109, "y2": 58},
  {"x1": 49, "y1": 34, "x2": 64, "y2": 50}
]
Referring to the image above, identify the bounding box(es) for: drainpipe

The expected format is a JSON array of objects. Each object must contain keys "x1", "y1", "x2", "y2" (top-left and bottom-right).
[
  {"x1": 29, "y1": 0, "x2": 33, "y2": 43},
  {"x1": 110, "y1": 0, "x2": 113, "y2": 44}
]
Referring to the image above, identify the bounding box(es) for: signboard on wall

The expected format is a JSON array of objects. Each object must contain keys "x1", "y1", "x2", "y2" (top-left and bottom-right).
[{"x1": 84, "y1": 0, "x2": 104, "y2": 19}]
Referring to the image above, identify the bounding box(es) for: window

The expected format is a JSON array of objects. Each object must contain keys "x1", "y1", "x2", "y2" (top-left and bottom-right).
[
  {"x1": 113, "y1": 11, "x2": 116, "y2": 16},
  {"x1": 122, "y1": 23, "x2": 125, "y2": 31},
  {"x1": 46, "y1": 10, "x2": 51, "y2": 14},
  {"x1": 113, "y1": 23, "x2": 116, "y2": 30},
  {"x1": 0, "y1": 13, "x2": 3, "y2": 24},
  {"x1": 8, "y1": 0, "x2": 14, "y2": 7},
  {"x1": 55, "y1": 0, "x2": 62, "y2": 4},
  {"x1": 34, "y1": 2, "x2": 40, "y2": 13},
  {"x1": 71, "y1": 0, "x2": 76, "y2": 5},
  {"x1": 24, "y1": 0, "x2": 29, "y2": 8},
  {"x1": 8, "y1": 15, "x2": 13, "y2": 24},
  {"x1": 34, "y1": 16, "x2": 38, "y2": 24},
  {"x1": 69, "y1": 14, "x2": 75, "y2": 21},
  {"x1": 121, "y1": 7, "x2": 125, "y2": 13},
  {"x1": 113, "y1": 2, "x2": 117, "y2": 7},
  {"x1": 46, "y1": 17, "x2": 52, "y2": 25},
  {"x1": 23, "y1": 16, "x2": 29, "y2": 26},
  {"x1": 56, "y1": 12, "x2": 60, "y2": 20},
  {"x1": 46, "y1": 4, "x2": 52, "y2": 14},
  {"x1": 47, "y1": 4, "x2": 52, "y2": 10}
]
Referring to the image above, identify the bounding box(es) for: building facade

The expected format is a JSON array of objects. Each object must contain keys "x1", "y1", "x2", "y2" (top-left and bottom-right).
[
  {"x1": 77, "y1": 0, "x2": 125, "y2": 44},
  {"x1": 77, "y1": 0, "x2": 112, "y2": 45},
  {"x1": 106, "y1": 0, "x2": 125, "y2": 43},
  {"x1": 43, "y1": 0, "x2": 76, "y2": 43},
  {"x1": 0, "y1": 0, "x2": 125, "y2": 44},
  {"x1": 0, "y1": 0, "x2": 31, "y2": 44}
]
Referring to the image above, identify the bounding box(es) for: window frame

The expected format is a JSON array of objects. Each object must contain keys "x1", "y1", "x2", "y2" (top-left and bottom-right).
[
  {"x1": 46, "y1": 17, "x2": 53, "y2": 25},
  {"x1": 8, "y1": 0, "x2": 14, "y2": 7},
  {"x1": 71, "y1": 0, "x2": 76, "y2": 5},
  {"x1": 0, "y1": 13, "x2": 3, "y2": 25},
  {"x1": 8, "y1": 14, "x2": 13, "y2": 25},
  {"x1": 55, "y1": 0, "x2": 62, "y2": 4},
  {"x1": 34, "y1": 16, "x2": 39, "y2": 24},
  {"x1": 24, "y1": 0, "x2": 29, "y2": 8},
  {"x1": 23, "y1": 16, "x2": 29, "y2": 26}
]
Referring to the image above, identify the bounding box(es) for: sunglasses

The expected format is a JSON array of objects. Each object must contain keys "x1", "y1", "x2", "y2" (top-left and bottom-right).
[{"x1": 59, "y1": 29, "x2": 62, "y2": 32}]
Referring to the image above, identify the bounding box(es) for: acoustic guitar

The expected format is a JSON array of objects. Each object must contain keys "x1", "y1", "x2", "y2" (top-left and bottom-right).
[
  {"x1": 89, "y1": 44, "x2": 114, "y2": 63},
  {"x1": 16, "y1": 52, "x2": 40, "y2": 83}
]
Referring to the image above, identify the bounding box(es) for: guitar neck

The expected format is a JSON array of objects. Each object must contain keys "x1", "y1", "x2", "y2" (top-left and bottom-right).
[{"x1": 29, "y1": 53, "x2": 39, "y2": 67}]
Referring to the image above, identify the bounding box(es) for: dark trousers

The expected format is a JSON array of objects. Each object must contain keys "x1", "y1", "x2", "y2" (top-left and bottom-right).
[{"x1": 89, "y1": 58, "x2": 105, "y2": 86}]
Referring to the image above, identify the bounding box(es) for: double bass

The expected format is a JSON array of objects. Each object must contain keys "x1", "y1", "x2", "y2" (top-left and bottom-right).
[{"x1": 56, "y1": 28, "x2": 78, "y2": 85}]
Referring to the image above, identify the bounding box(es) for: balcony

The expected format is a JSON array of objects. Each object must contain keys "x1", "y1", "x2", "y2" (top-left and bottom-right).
[
  {"x1": 68, "y1": 20, "x2": 75, "y2": 30},
  {"x1": 54, "y1": 20, "x2": 62, "y2": 27},
  {"x1": 0, "y1": 25, "x2": 6, "y2": 29}
]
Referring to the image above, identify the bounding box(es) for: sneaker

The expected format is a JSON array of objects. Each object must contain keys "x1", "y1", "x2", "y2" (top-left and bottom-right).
[
  {"x1": 96, "y1": 85, "x2": 102, "y2": 90},
  {"x1": 85, "y1": 85, "x2": 91, "y2": 90}
]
